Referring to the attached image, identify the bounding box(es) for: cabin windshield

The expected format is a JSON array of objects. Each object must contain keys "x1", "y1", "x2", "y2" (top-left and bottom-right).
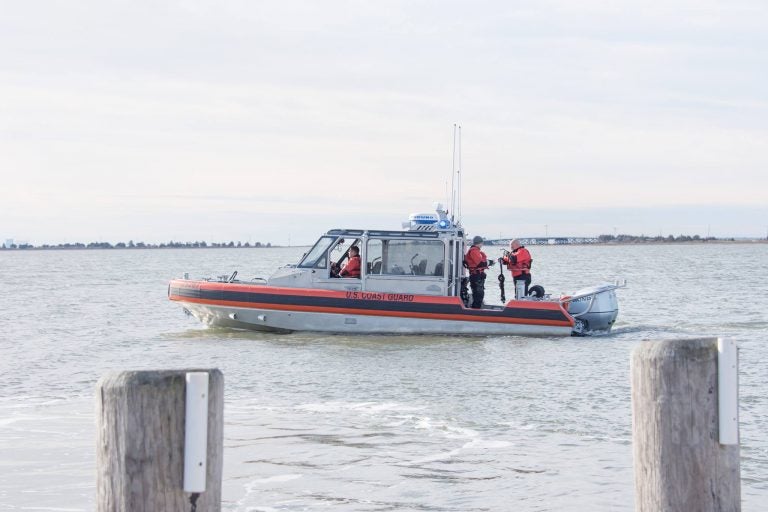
[{"x1": 298, "y1": 236, "x2": 337, "y2": 268}]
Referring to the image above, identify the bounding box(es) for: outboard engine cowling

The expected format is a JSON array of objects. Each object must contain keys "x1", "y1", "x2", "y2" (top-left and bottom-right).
[{"x1": 564, "y1": 283, "x2": 621, "y2": 335}]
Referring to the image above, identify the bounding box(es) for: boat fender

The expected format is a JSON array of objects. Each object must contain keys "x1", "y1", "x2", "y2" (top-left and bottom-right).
[
  {"x1": 460, "y1": 277, "x2": 470, "y2": 307},
  {"x1": 528, "y1": 285, "x2": 545, "y2": 298}
]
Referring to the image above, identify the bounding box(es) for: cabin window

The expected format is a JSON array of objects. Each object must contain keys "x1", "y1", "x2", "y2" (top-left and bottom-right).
[
  {"x1": 366, "y1": 239, "x2": 383, "y2": 274},
  {"x1": 297, "y1": 236, "x2": 337, "y2": 269},
  {"x1": 330, "y1": 238, "x2": 361, "y2": 258},
  {"x1": 328, "y1": 237, "x2": 362, "y2": 273},
  {"x1": 366, "y1": 239, "x2": 445, "y2": 277}
]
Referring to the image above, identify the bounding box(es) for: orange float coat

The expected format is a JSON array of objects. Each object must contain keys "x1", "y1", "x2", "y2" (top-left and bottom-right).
[
  {"x1": 464, "y1": 245, "x2": 489, "y2": 275},
  {"x1": 340, "y1": 255, "x2": 361, "y2": 278},
  {"x1": 502, "y1": 247, "x2": 532, "y2": 278}
]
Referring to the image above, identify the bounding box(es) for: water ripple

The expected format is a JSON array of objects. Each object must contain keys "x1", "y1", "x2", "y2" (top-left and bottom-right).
[{"x1": 1, "y1": 245, "x2": 766, "y2": 511}]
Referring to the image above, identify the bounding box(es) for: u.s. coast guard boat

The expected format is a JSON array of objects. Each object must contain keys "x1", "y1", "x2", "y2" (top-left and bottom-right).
[{"x1": 168, "y1": 205, "x2": 623, "y2": 336}]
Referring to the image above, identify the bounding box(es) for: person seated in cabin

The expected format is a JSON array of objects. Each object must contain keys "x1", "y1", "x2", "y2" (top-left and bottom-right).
[{"x1": 339, "y1": 246, "x2": 362, "y2": 278}]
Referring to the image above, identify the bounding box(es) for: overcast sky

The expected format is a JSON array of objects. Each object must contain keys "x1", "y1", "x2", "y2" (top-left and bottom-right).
[{"x1": 1, "y1": 0, "x2": 767, "y2": 244}]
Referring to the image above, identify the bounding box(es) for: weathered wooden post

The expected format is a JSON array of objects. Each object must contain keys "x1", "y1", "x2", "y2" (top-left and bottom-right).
[
  {"x1": 96, "y1": 369, "x2": 224, "y2": 511},
  {"x1": 631, "y1": 338, "x2": 740, "y2": 512}
]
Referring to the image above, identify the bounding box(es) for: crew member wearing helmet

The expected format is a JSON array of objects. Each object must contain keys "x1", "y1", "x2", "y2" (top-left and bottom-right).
[
  {"x1": 501, "y1": 239, "x2": 532, "y2": 296},
  {"x1": 464, "y1": 235, "x2": 494, "y2": 308}
]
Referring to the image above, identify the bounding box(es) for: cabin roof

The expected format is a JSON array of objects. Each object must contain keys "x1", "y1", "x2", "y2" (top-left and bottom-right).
[{"x1": 326, "y1": 228, "x2": 463, "y2": 239}]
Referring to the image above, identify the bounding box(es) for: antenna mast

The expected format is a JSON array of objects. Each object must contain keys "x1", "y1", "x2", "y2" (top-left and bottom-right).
[
  {"x1": 457, "y1": 125, "x2": 462, "y2": 226},
  {"x1": 450, "y1": 124, "x2": 457, "y2": 224}
]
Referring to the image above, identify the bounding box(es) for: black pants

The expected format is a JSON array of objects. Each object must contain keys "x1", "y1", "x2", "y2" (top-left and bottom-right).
[
  {"x1": 470, "y1": 273, "x2": 486, "y2": 309},
  {"x1": 514, "y1": 273, "x2": 531, "y2": 296}
]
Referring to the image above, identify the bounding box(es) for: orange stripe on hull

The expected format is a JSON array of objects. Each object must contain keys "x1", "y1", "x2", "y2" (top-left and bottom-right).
[
  {"x1": 170, "y1": 295, "x2": 574, "y2": 328},
  {"x1": 169, "y1": 279, "x2": 569, "y2": 312}
]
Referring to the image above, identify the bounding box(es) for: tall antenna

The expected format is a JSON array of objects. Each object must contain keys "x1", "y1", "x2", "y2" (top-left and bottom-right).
[
  {"x1": 457, "y1": 125, "x2": 462, "y2": 226},
  {"x1": 450, "y1": 124, "x2": 457, "y2": 223}
]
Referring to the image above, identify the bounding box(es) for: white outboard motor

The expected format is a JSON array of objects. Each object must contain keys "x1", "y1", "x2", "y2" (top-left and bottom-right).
[{"x1": 563, "y1": 282, "x2": 624, "y2": 334}]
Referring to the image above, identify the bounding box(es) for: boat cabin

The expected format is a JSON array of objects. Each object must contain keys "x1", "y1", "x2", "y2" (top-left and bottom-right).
[{"x1": 267, "y1": 228, "x2": 467, "y2": 297}]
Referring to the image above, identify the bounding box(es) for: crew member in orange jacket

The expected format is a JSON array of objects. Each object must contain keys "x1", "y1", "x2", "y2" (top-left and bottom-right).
[
  {"x1": 340, "y1": 246, "x2": 361, "y2": 278},
  {"x1": 464, "y1": 236, "x2": 494, "y2": 308},
  {"x1": 501, "y1": 239, "x2": 532, "y2": 296}
]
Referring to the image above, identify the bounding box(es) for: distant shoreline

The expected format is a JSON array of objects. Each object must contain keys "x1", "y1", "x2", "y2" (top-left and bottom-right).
[
  {"x1": 0, "y1": 245, "x2": 296, "y2": 251},
  {"x1": 0, "y1": 242, "x2": 285, "y2": 251},
  {"x1": 579, "y1": 239, "x2": 767, "y2": 246},
  {"x1": 2, "y1": 238, "x2": 765, "y2": 251}
]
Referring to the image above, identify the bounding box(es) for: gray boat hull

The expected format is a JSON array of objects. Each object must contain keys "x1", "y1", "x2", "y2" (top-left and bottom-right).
[{"x1": 182, "y1": 301, "x2": 574, "y2": 337}]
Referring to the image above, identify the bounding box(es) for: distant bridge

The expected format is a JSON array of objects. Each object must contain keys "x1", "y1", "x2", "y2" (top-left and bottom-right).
[{"x1": 485, "y1": 237, "x2": 599, "y2": 246}]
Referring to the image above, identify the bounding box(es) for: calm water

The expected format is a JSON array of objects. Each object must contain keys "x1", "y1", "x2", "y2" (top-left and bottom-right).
[{"x1": 0, "y1": 244, "x2": 766, "y2": 511}]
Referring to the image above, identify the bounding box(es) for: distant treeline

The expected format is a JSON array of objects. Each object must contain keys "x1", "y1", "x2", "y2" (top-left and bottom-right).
[
  {"x1": 597, "y1": 234, "x2": 736, "y2": 243},
  {"x1": 1, "y1": 240, "x2": 277, "y2": 250},
  {"x1": 3, "y1": 235, "x2": 763, "y2": 250}
]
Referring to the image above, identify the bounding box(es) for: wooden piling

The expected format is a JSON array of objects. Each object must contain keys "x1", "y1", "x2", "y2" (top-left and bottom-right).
[
  {"x1": 96, "y1": 370, "x2": 224, "y2": 511},
  {"x1": 631, "y1": 338, "x2": 741, "y2": 512}
]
